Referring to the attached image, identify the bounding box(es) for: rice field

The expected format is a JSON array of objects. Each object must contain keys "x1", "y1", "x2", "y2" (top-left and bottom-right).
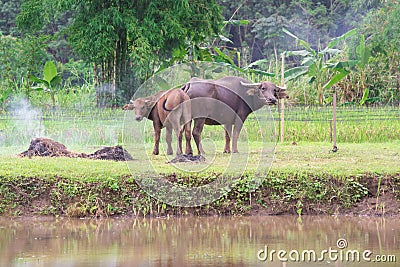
[
  {"x1": 282, "y1": 105, "x2": 400, "y2": 143},
  {"x1": 0, "y1": 105, "x2": 399, "y2": 155}
]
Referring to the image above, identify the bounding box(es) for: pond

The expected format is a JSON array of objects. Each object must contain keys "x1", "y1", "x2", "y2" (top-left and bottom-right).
[{"x1": 0, "y1": 216, "x2": 398, "y2": 267}]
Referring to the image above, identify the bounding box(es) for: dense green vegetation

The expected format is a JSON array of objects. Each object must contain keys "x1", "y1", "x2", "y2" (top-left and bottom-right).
[{"x1": 1, "y1": 0, "x2": 399, "y2": 108}]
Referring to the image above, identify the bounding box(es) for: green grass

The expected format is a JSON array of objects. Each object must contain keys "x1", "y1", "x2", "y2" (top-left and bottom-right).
[
  {"x1": 274, "y1": 141, "x2": 400, "y2": 176},
  {"x1": 1, "y1": 142, "x2": 399, "y2": 180},
  {"x1": 0, "y1": 156, "x2": 128, "y2": 181}
]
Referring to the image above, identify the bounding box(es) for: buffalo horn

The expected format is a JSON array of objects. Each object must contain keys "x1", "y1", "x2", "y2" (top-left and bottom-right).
[
  {"x1": 240, "y1": 81, "x2": 261, "y2": 87},
  {"x1": 276, "y1": 85, "x2": 286, "y2": 90}
]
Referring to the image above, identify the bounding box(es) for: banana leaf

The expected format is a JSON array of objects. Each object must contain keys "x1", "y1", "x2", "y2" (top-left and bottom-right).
[
  {"x1": 323, "y1": 69, "x2": 349, "y2": 90},
  {"x1": 284, "y1": 66, "x2": 308, "y2": 82}
]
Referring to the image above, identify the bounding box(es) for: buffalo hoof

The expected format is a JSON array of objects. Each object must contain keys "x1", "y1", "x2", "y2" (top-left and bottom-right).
[
  {"x1": 167, "y1": 151, "x2": 173, "y2": 155},
  {"x1": 153, "y1": 150, "x2": 159, "y2": 155},
  {"x1": 223, "y1": 150, "x2": 231, "y2": 153}
]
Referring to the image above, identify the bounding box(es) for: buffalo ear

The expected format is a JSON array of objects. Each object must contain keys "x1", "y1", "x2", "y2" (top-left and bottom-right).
[
  {"x1": 276, "y1": 90, "x2": 289, "y2": 99},
  {"x1": 144, "y1": 99, "x2": 156, "y2": 108},
  {"x1": 122, "y1": 104, "x2": 134, "y2": 110},
  {"x1": 274, "y1": 86, "x2": 289, "y2": 99},
  {"x1": 246, "y1": 88, "x2": 257, "y2": 96}
]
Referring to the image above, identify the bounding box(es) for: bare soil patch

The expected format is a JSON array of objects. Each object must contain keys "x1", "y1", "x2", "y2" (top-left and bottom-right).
[
  {"x1": 18, "y1": 137, "x2": 133, "y2": 161},
  {"x1": 347, "y1": 175, "x2": 400, "y2": 216}
]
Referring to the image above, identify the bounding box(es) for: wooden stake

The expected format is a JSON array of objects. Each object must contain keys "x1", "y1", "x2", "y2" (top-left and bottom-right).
[
  {"x1": 280, "y1": 53, "x2": 285, "y2": 143},
  {"x1": 332, "y1": 86, "x2": 338, "y2": 152}
]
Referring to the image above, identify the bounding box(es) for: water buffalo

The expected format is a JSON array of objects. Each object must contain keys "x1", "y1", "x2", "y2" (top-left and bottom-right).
[
  {"x1": 123, "y1": 89, "x2": 192, "y2": 156},
  {"x1": 181, "y1": 76, "x2": 288, "y2": 154}
]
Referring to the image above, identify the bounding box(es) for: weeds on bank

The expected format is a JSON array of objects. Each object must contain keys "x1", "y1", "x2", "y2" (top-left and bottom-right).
[{"x1": 0, "y1": 170, "x2": 397, "y2": 217}]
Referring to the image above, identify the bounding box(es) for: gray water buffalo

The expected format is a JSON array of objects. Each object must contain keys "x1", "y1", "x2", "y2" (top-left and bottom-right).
[
  {"x1": 123, "y1": 89, "x2": 192, "y2": 156},
  {"x1": 181, "y1": 76, "x2": 288, "y2": 154}
]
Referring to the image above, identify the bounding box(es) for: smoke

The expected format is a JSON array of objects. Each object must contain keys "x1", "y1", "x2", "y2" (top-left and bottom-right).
[
  {"x1": 96, "y1": 83, "x2": 116, "y2": 107},
  {"x1": 0, "y1": 130, "x2": 3, "y2": 147},
  {"x1": 7, "y1": 98, "x2": 45, "y2": 146}
]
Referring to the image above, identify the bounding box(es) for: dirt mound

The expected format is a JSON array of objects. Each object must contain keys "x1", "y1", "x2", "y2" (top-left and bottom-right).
[
  {"x1": 86, "y1": 146, "x2": 133, "y2": 161},
  {"x1": 168, "y1": 154, "x2": 206, "y2": 163},
  {"x1": 19, "y1": 138, "x2": 133, "y2": 161},
  {"x1": 18, "y1": 138, "x2": 80, "y2": 158}
]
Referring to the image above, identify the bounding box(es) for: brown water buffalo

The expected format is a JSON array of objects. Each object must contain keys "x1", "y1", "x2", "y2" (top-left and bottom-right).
[
  {"x1": 181, "y1": 76, "x2": 288, "y2": 154},
  {"x1": 123, "y1": 89, "x2": 192, "y2": 156}
]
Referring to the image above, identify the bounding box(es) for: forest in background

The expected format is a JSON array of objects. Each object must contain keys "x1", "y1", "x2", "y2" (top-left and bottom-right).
[{"x1": 0, "y1": 0, "x2": 399, "y2": 109}]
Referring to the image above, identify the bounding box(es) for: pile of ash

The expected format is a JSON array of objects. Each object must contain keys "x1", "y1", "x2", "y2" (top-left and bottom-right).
[
  {"x1": 168, "y1": 154, "x2": 206, "y2": 163},
  {"x1": 18, "y1": 138, "x2": 133, "y2": 161},
  {"x1": 86, "y1": 145, "x2": 133, "y2": 161},
  {"x1": 18, "y1": 138, "x2": 80, "y2": 158}
]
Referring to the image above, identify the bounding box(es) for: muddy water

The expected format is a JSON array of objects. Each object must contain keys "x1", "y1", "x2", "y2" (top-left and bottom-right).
[{"x1": 0, "y1": 216, "x2": 398, "y2": 267}]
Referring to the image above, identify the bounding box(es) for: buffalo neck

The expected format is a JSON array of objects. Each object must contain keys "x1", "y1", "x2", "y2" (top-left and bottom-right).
[{"x1": 248, "y1": 96, "x2": 266, "y2": 112}]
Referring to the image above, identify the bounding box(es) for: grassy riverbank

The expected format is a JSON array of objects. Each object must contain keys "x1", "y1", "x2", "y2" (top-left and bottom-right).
[{"x1": 1, "y1": 142, "x2": 399, "y2": 217}]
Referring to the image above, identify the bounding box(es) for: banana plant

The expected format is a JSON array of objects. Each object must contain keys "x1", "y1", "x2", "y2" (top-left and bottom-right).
[
  {"x1": 356, "y1": 35, "x2": 371, "y2": 105},
  {"x1": 323, "y1": 58, "x2": 358, "y2": 152},
  {"x1": 213, "y1": 47, "x2": 275, "y2": 78},
  {"x1": 283, "y1": 28, "x2": 358, "y2": 104},
  {"x1": 29, "y1": 61, "x2": 62, "y2": 108},
  {"x1": 284, "y1": 27, "x2": 359, "y2": 152}
]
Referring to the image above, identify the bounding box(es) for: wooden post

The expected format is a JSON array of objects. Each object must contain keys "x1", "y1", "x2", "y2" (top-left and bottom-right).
[
  {"x1": 332, "y1": 86, "x2": 338, "y2": 152},
  {"x1": 280, "y1": 53, "x2": 285, "y2": 143}
]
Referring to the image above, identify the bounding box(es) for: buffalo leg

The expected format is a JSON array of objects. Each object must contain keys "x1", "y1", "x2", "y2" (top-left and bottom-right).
[
  {"x1": 172, "y1": 124, "x2": 182, "y2": 155},
  {"x1": 153, "y1": 121, "x2": 162, "y2": 155},
  {"x1": 178, "y1": 128, "x2": 184, "y2": 154},
  {"x1": 181, "y1": 121, "x2": 193, "y2": 155},
  {"x1": 167, "y1": 110, "x2": 183, "y2": 155},
  {"x1": 165, "y1": 126, "x2": 174, "y2": 155},
  {"x1": 192, "y1": 118, "x2": 206, "y2": 155},
  {"x1": 181, "y1": 100, "x2": 193, "y2": 155},
  {"x1": 223, "y1": 124, "x2": 232, "y2": 153},
  {"x1": 232, "y1": 120, "x2": 244, "y2": 153}
]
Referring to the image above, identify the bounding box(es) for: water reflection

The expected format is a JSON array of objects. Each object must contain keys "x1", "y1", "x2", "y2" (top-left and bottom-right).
[{"x1": 0, "y1": 216, "x2": 398, "y2": 266}]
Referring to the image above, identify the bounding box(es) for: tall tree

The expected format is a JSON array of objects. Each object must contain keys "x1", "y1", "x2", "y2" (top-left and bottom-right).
[
  {"x1": 0, "y1": 0, "x2": 21, "y2": 36},
  {"x1": 217, "y1": 0, "x2": 355, "y2": 63},
  {"x1": 17, "y1": 0, "x2": 223, "y2": 106},
  {"x1": 355, "y1": 0, "x2": 400, "y2": 104}
]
